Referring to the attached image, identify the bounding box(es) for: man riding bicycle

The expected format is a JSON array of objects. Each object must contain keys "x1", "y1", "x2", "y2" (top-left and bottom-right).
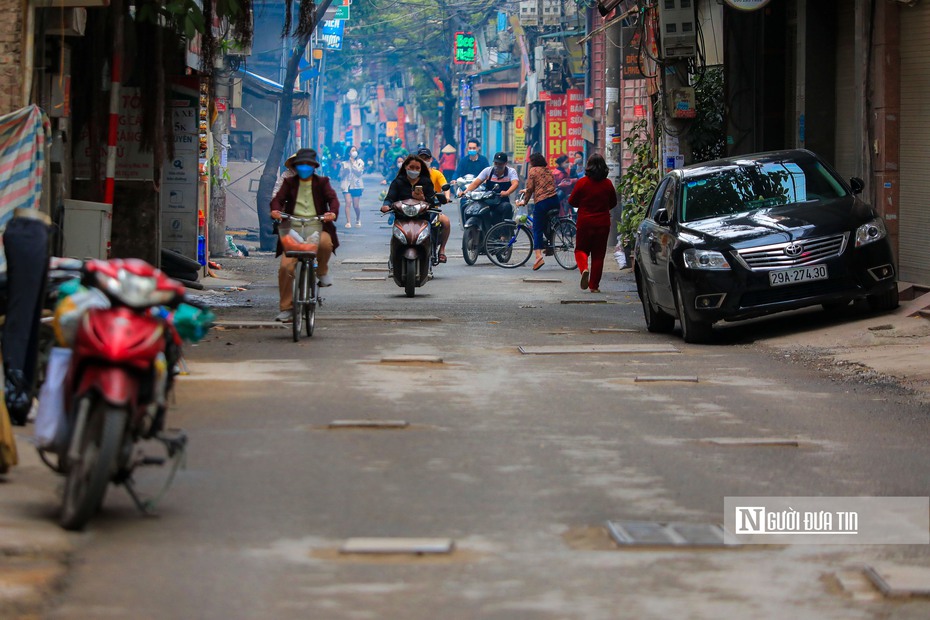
[{"x1": 270, "y1": 148, "x2": 339, "y2": 322}]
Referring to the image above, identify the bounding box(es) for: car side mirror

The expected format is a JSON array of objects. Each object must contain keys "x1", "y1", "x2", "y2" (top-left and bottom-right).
[
  {"x1": 654, "y1": 208, "x2": 670, "y2": 226},
  {"x1": 850, "y1": 177, "x2": 865, "y2": 195}
]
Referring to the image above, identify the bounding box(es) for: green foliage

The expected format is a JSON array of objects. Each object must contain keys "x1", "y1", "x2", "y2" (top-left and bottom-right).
[
  {"x1": 690, "y1": 66, "x2": 726, "y2": 163},
  {"x1": 616, "y1": 119, "x2": 661, "y2": 245}
]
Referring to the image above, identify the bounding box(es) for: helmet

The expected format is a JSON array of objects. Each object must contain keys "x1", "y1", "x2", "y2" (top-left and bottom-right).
[
  {"x1": 493, "y1": 152, "x2": 508, "y2": 164},
  {"x1": 394, "y1": 138, "x2": 403, "y2": 146},
  {"x1": 417, "y1": 147, "x2": 432, "y2": 159}
]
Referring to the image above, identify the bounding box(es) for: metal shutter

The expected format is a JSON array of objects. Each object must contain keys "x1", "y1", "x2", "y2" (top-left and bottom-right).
[{"x1": 899, "y1": 3, "x2": 930, "y2": 284}]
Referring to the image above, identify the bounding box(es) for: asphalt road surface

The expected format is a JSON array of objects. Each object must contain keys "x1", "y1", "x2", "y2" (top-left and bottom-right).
[{"x1": 45, "y1": 175, "x2": 930, "y2": 619}]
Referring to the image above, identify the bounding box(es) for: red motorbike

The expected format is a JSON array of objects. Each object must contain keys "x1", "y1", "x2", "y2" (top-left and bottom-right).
[{"x1": 53, "y1": 259, "x2": 192, "y2": 530}]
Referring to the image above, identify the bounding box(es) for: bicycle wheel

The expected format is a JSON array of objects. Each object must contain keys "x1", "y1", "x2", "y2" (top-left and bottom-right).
[
  {"x1": 484, "y1": 222, "x2": 533, "y2": 269},
  {"x1": 292, "y1": 261, "x2": 306, "y2": 342},
  {"x1": 551, "y1": 219, "x2": 577, "y2": 270},
  {"x1": 306, "y1": 267, "x2": 316, "y2": 337}
]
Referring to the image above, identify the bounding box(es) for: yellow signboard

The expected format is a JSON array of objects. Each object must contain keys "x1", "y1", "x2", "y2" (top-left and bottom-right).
[{"x1": 513, "y1": 107, "x2": 527, "y2": 163}]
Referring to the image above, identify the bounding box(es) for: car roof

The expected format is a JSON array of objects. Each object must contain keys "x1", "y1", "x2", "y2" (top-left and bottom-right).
[{"x1": 674, "y1": 149, "x2": 822, "y2": 181}]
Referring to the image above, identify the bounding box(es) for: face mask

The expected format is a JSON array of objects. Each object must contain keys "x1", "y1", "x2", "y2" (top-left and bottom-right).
[
  {"x1": 295, "y1": 164, "x2": 314, "y2": 179},
  {"x1": 350, "y1": 151, "x2": 358, "y2": 158},
  {"x1": 468, "y1": 149, "x2": 477, "y2": 157},
  {"x1": 406, "y1": 168, "x2": 420, "y2": 179}
]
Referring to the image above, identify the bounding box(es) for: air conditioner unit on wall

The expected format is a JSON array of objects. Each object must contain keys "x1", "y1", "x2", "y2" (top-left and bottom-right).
[{"x1": 657, "y1": 0, "x2": 697, "y2": 59}]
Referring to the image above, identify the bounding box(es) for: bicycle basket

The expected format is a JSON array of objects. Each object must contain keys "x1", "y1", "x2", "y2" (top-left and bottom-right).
[{"x1": 279, "y1": 228, "x2": 319, "y2": 254}]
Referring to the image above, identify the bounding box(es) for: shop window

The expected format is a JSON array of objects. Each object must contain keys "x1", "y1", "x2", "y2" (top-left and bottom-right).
[{"x1": 229, "y1": 131, "x2": 253, "y2": 161}]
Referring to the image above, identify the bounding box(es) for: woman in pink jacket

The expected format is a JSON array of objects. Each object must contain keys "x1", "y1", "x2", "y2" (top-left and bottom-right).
[{"x1": 568, "y1": 154, "x2": 617, "y2": 293}]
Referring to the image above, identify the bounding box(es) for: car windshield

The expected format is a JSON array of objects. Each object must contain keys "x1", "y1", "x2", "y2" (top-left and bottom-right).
[{"x1": 680, "y1": 160, "x2": 847, "y2": 223}]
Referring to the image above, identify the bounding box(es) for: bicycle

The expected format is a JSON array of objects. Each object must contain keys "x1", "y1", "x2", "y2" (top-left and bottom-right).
[
  {"x1": 277, "y1": 213, "x2": 326, "y2": 342},
  {"x1": 483, "y1": 206, "x2": 577, "y2": 270}
]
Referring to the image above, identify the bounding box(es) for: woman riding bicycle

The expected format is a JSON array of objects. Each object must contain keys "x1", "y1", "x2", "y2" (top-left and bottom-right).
[
  {"x1": 270, "y1": 148, "x2": 339, "y2": 322},
  {"x1": 516, "y1": 152, "x2": 559, "y2": 271}
]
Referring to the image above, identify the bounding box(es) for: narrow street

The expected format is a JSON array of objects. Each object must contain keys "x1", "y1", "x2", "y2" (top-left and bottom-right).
[{"x1": 39, "y1": 177, "x2": 930, "y2": 619}]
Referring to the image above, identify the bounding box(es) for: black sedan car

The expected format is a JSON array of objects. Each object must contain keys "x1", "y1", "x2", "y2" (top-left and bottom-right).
[{"x1": 633, "y1": 149, "x2": 898, "y2": 343}]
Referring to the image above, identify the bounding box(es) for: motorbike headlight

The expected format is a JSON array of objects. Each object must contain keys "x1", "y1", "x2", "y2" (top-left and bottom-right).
[
  {"x1": 415, "y1": 227, "x2": 431, "y2": 244},
  {"x1": 402, "y1": 204, "x2": 421, "y2": 217},
  {"x1": 97, "y1": 269, "x2": 177, "y2": 308},
  {"x1": 855, "y1": 217, "x2": 887, "y2": 247},
  {"x1": 392, "y1": 227, "x2": 407, "y2": 243},
  {"x1": 683, "y1": 249, "x2": 731, "y2": 270}
]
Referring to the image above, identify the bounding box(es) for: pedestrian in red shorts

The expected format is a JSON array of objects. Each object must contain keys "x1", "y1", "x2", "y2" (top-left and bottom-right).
[{"x1": 568, "y1": 154, "x2": 617, "y2": 293}]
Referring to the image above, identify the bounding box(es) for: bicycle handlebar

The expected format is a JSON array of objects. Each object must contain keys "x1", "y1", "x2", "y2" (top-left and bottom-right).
[{"x1": 278, "y1": 213, "x2": 327, "y2": 223}]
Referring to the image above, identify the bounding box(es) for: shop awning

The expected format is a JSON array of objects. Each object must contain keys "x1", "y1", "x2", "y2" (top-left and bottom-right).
[{"x1": 236, "y1": 70, "x2": 310, "y2": 101}]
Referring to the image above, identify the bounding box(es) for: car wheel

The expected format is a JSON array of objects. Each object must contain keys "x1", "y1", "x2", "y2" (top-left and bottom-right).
[
  {"x1": 637, "y1": 269, "x2": 674, "y2": 333},
  {"x1": 867, "y1": 286, "x2": 899, "y2": 312},
  {"x1": 673, "y1": 277, "x2": 713, "y2": 344}
]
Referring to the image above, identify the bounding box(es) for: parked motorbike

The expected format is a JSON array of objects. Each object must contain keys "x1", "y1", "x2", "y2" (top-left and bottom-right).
[
  {"x1": 386, "y1": 187, "x2": 449, "y2": 297},
  {"x1": 47, "y1": 258, "x2": 202, "y2": 530}
]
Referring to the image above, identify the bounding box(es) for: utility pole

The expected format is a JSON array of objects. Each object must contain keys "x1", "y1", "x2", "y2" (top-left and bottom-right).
[
  {"x1": 604, "y1": 15, "x2": 623, "y2": 247},
  {"x1": 210, "y1": 63, "x2": 232, "y2": 257}
]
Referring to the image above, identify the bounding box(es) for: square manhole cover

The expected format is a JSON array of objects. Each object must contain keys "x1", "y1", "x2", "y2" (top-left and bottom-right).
[{"x1": 607, "y1": 520, "x2": 728, "y2": 547}]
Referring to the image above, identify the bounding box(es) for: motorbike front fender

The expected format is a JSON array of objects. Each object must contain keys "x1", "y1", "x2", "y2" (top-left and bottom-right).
[
  {"x1": 463, "y1": 216, "x2": 481, "y2": 230},
  {"x1": 403, "y1": 247, "x2": 420, "y2": 261},
  {"x1": 74, "y1": 366, "x2": 139, "y2": 409}
]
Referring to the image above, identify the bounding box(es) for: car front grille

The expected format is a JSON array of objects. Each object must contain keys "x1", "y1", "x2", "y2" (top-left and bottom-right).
[
  {"x1": 739, "y1": 278, "x2": 852, "y2": 308},
  {"x1": 734, "y1": 233, "x2": 848, "y2": 271}
]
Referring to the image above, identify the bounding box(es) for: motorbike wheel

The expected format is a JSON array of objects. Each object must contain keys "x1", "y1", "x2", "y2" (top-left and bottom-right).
[
  {"x1": 551, "y1": 220, "x2": 578, "y2": 270},
  {"x1": 59, "y1": 403, "x2": 127, "y2": 531},
  {"x1": 404, "y1": 257, "x2": 417, "y2": 297},
  {"x1": 462, "y1": 227, "x2": 480, "y2": 265}
]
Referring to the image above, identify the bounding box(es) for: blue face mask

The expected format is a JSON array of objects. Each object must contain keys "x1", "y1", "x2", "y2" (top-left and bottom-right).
[
  {"x1": 295, "y1": 164, "x2": 314, "y2": 179},
  {"x1": 468, "y1": 149, "x2": 477, "y2": 157}
]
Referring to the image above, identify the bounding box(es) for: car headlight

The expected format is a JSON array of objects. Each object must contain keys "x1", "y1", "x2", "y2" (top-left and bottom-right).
[
  {"x1": 683, "y1": 249, "x2": 731, "y2": 270},
  {"x1": 855, "y1": 217, "x2": 887, "y2": 247}
]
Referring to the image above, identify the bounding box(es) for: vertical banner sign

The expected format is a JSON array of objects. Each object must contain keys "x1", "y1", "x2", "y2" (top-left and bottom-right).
[
  {"x1": 622, "y1": 27, "x2": 645, "y2": 80},
  {"x1": 396, "y1": 106, "x2": 406, "y2": 146},
  {"x1": 513, "y1": 107, "x2": 527, "y2": 163},
  {"x1": 454, "y1": 32, "x2": 477, "y2": 64},
  {"x1": 322, "y1": 20, "x2": 344, "y2": 50},
  {"x1": 161, "y1": 88, "x2": 200, "y2": 261},
  {"x1": 545, "y1": 89, "x2": 584, "y2": 160}
]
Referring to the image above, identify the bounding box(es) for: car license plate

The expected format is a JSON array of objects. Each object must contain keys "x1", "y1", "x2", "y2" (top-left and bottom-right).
[{"x1": 768, "y1": 265, "x2": 828, "y2": 287}]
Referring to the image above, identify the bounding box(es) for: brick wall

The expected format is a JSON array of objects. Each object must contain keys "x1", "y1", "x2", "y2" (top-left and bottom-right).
[{"x1": 0, "y1": 0, "x2": 23, "y2": 116}]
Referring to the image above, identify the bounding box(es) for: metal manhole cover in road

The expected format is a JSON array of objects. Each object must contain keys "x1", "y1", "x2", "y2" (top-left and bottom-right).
[
  {"x1": 518, "y1": 344, "x2": 679, "y2": 355},
  {"x1": 607, "y1": 521, "x2": 729, "y2": 547}
]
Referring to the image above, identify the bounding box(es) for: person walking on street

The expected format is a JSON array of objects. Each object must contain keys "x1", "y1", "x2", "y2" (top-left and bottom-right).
[
  {"x1": 568, "y1": 154, "x2": 616, "y2": 293},
  {"x1": 270, "y1": 148, "x2": 340, "y2": 322},
  {"x1": 438, "y1": 144, "x2": 457, "y2": 179},
  {"x1": 516, "y1": 152, "x2": 559, "y2": 271},
  {"x1": 341, "y1": 146, "x2": 366, "y2": 228}
]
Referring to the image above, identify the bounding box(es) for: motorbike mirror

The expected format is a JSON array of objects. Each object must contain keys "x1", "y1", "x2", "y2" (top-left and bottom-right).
[{"x1": 441, "y1": 184, "x2": 451, "y2": 192}]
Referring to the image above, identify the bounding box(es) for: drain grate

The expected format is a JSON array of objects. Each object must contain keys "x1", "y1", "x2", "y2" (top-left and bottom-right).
[
  {"x1": 351, "y1": 277, "x2": 386, "y2": 281},
  {"x1": 340, "y1": 538, "x2": 455, "y2": 555},
  {"x1": 361, "y1": 267, "x2": 390, "y2": 272},
  {"x1": 702, "y1": 437, "x2": 799, "y2": 447},
  {"x1": 561, "y1": 299, "x2": 608, "y2": 304},
  {"x1": 523, "y1": 278, "x2": 562, "y2": 283},
  {"x1": 607, "y1": 520, "x2": 728, "y2": 547},
  {"x1": 635, "y1": 376, "x2": 699, "y2": 383},
  {"x1": 519, "y1": 344, "x2": 679, "y2": 355},
  {"x1": 328, "y1": 420, "x2": 409, "y2": 429},
  {"x1": 864, "y1": 564, "x2": 930, "y2": 598},
  {"x1": 590, "y1": 328, "x2": 638, "y2": 333},
  {"x1": 380, "y1": 355, "x2": 443, "y2": 364}
]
